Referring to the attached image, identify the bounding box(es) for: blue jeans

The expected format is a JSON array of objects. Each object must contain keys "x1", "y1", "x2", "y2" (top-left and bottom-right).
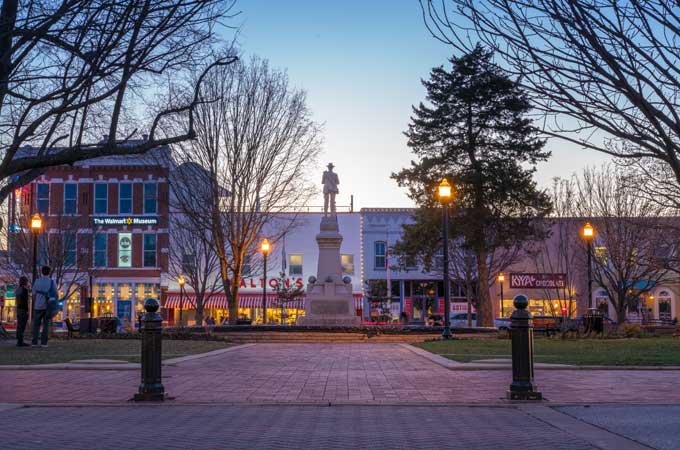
[{"x1": 31, "y1": 309, "x2": 50, "y2": 346}]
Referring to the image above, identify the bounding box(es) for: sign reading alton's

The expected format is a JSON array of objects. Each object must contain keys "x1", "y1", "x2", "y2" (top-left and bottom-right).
[
  {"x1": 510, "y1": 273, "x2": 566, "y2": 289},
  {"x1": 93, "y1": 216, "x2": 158, "y2": 226}
]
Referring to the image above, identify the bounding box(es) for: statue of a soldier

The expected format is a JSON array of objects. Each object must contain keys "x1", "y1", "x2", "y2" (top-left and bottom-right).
[{"x1": 322, "y1": 163, "x2": 339, "y2": 216}]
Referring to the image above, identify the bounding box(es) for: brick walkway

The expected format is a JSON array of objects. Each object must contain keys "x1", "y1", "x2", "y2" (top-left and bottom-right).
[{"x1": 1, "y1": 343, "x2": 679, "y2": 404}]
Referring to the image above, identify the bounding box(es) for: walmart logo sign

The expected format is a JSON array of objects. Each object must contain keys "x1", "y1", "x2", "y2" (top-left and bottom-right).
[{"x1": 93, "y1": 216, "x2": 158, "y2": 226}]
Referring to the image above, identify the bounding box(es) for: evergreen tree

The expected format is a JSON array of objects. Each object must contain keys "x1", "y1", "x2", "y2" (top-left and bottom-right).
[{"x1": 392, "y1": 46, "x2": 552, "y2": 326}]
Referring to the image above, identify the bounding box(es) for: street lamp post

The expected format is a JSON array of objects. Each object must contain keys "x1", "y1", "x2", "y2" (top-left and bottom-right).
[
  {"x1": 498, "y1": 273, "x2": 505, "y2": 317},
  {"x1": 178, "y1": 275, "x2": 185, "y2": 327},
  {"x1": 582, "y1": 223, "x2": 595, "y2": 310},
  {"x1": 437, "y1": 178, "x2": 453, "y2": 340},
  {"x1": 261, "y1": 239, "x2": 270, "y2": 325},
  {"x1": 30, "y1": 213, "x2": 42, "y2": 283}
]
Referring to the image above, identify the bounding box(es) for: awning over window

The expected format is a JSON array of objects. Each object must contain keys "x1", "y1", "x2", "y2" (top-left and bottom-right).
[{"x1": 164, "y1": 293, "x2": 364, "y2": 310}]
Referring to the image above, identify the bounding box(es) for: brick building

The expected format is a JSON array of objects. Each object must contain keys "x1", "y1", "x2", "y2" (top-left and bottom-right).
[{"x1": 4, "y1": 142, "x2": 170, "y2": 327}]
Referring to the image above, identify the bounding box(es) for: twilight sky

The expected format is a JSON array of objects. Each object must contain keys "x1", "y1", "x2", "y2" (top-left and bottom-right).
[{"x1": 233, "y1": 0, "x2": 610, "y2": 208}]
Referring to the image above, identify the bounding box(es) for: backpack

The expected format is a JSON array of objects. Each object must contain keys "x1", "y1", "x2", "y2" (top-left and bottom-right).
[{"x1": 36, "y1": 280, "x2": 59, "y2": 319}]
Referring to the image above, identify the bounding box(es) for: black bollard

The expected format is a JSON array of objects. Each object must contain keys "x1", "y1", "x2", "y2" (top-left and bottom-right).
[
  {"x1": 133, "y1": 298, "x2": 165, "y2": 401},
  {"x1": 507, "y1": 294, "x2": 542, "y2": 401}
]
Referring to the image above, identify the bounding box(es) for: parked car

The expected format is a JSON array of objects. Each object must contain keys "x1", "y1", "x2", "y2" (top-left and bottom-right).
[
  {"x1": 449, "y1": 312, "x2": 476, "y2": 327},
  {"x1": 494, "y1": 317, "x2": 511, "y2": 330}
]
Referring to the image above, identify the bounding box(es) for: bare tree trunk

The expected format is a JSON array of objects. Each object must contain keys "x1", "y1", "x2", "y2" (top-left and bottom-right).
[{"x1": 476, "y1": 248, "x2": 493, "y2": 327}]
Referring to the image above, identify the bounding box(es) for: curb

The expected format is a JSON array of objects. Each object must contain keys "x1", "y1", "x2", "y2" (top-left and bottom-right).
[
  {"x1": 0, "y1": 344, "x2": 249, "y2": 371},
  {"x1": 401, "y1": 343, "x2": 680, "y2": 371},
  {"x1": 163, "y1": 343, "x2": 253, "y2": 365}
]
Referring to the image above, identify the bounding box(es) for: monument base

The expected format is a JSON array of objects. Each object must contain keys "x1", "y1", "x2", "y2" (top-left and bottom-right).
[{"x1": 297, "y1": 282, "x2": 361, "y2": 326}]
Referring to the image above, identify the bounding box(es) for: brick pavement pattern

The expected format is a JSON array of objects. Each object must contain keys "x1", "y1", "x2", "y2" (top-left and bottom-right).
[
  {"x1": 1, "y1": 343, "x2": 679, "y2": 404},
  {"x1": 0, "y1": 405, "x2": 599, "y2": 450}
]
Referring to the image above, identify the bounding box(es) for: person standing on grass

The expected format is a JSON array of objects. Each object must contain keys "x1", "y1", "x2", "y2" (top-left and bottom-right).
[
  {"x1": 31, "y1": 266, "x2": 58, "y2": 348},
  {"x1": 15, "y1": 276, "x2": 30, "y2": 347}
]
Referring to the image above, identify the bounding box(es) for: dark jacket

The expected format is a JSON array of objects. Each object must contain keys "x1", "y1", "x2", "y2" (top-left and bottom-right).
[{"x1": 16, "y1": 285, "x2": 29, "y2": 311}]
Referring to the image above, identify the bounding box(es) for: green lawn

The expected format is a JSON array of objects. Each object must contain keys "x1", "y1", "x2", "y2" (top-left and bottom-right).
[
  {"x1": 0, "y1": 339, "x2": 233, "y2": 365},
  {"x1": 415, "y1": 337, "x2": 680, "y2": 366}
]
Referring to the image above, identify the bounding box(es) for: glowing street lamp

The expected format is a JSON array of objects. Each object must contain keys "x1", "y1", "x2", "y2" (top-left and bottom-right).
[
  {"x1": 582, "y1": 222, "x2": 595, "y2": 310},
  {"x1": 30, "y1": 213, "x2": 42, "y2": 283},
  {"x1": 261, "y1": 239, "x2": 270, "y2": 325},
  {"x1": 437, "y1": 179, "x2": 453, "y2": 339},
  {"x1": 498, "y1": 273, "x2": 506, "y2": 317},
  {"x1": 178, "y1": 275, "x2": 185, "y2": 327}
]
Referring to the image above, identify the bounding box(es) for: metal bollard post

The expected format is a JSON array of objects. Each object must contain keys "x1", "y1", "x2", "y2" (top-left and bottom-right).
[
  {"x1": 507, "y1": 294, "x2": 542, "y2": 401},
  {"x1": 133, "y1": 298, "x2": 165, "y2": 401}
]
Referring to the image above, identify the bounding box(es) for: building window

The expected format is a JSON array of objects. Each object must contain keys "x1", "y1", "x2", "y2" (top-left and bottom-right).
[
  {"x1": 143, "y1": 234, "x2": 157, "y2": 267},
  {"x1": 94, "y1": 234, "x2": 107, "y2": 267},
  {"x1": 289, "y1": 254, "x2": 303, "y2": 276},
  {"x1": 374, "y1": 241, "x2": 386, "y2": 269},
  {"x1": 119, "y1": 183, "x2": 132, "y2": 214},
  {"x1": 36, "y1": 183, "x2": 49, "y2": 214},
  {"x1": 144, "y1": 183, "x2": 157, "y2": 214},
  {"x1": 341, "y1": 254, "x2": 354, "y2": 275},
  {"x1": 242, "y1": 254, "x2": 252, "y2": 277},
  {"x1": 63, "y1": 232, "x2": 77, "y2": 266},
  {"x1": 594, "y1": 246, "x2": 607, "y2": 265},
  {"x1": 64, "y1": 184, "x2": 77, "y2": 215},
  {"x1": 181, "y1": 252, "x2": 196, "y2": 274},
  {"x1": 94, "y1": 184, "x2": 108, "y2": 214}
]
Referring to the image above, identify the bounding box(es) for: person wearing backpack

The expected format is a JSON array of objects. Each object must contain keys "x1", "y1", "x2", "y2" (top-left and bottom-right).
[
  {"x1": 15, "y1": 276, "x2": 30, "y2": 347},
  {"x1": 31, "y1": 266, "x2": 58, "y2": 347}
]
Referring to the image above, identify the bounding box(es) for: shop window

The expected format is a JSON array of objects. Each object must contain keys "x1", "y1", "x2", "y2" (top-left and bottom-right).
[
  {"x1": 94, "y1": 234, "x2": 107, "y2": 267},
  {"x1": 94, "y1": 184, "x2": 108, "y2": 214},
  {"x1": 119, "y1": 183, "x2": 132, "y2": 214},
  {"x1": 341, "y1": 254, "x2": 354, "y2": 275},
  {"x1": 289, "y1": 254, "x2": 303, "y2": 275},
  {"x1": 144, "y1": 183, "x2": 157, "y2": 214},
  {"x1": 595, "y1": 291, "x2": 609, "y2": 316},
  {"x1": 143, "y1": 234, "x2": 157, "y2": 267},
  {"x1": 63, "y1": 232, "x2": 76, "y2": 266},
  {"x1": 64, "y1": 184, "x2": 77, "y2": 214},
  {"x1": 374, "y1": 241, "x2": 386, "y2": 269},
  {"x1": 36, "y1": 183, "x2": 49, "y2": 214}
]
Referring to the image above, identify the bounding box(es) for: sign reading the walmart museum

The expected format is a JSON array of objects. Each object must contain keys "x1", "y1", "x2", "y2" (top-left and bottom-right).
[{"x1": 93, "y1": 216, "x2": 158, "y2": 226}]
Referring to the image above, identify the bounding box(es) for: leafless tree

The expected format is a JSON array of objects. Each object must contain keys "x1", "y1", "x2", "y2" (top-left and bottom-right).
[
  {"x1": 0, "y1": 0, "x2": 237, "y2": 208},
  {"x1": 168, "y1": 214, "x2": 222, "y2": 325},
  {"x1": 571, "y1": 166, "x2": 678, "y2": 323},
  {"x1": 528, "y1": 178, "x2": 581, "y2": 317},
  {"x1": 4, "y1": 211, "x2": 89, "y2": 309},
  {"x1": 420, "y1": 1, "x2": 680, "y2": 188},
  {"x1": 170, "y1": 56, "x2": 321, "y2": 324}
]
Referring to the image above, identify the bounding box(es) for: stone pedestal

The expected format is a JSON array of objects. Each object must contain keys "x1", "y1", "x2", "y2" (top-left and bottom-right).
[{"x1": 298, "y1": 216, "x2": 360, "y2": 326}]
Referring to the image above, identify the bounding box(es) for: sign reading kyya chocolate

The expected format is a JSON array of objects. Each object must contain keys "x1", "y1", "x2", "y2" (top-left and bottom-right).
[
  {"x1": 93, "y1": 216, "x2": 158, "y2": 226},
  {"x1": 510, "y1": 273, "x2": 567, "y2": 289}
]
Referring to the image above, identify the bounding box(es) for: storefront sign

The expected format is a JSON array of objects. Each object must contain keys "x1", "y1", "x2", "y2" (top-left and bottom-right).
[
  {"x1": 237, "y1": 277, "x2": 304, "y2": 290},
  {"x1": 510, "y1": 273, "x2": 566, "y2": 289},
  {"x1": 118, "y1": 233, "x2": 132, "y2": 267},
  {"x1": 93, "y1": 216, "x2": 158, "y2": 226}
]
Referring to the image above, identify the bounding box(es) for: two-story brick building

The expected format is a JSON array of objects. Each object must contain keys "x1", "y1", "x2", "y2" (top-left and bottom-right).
[{"x1": 5, "y1": 142, "x2": 170, "y2": 327}]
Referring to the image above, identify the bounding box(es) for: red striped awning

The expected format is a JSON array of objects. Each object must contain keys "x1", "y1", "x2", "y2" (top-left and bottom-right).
[{"x1": 165, "y1": 292, "x2": 364, "y2": 310}]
